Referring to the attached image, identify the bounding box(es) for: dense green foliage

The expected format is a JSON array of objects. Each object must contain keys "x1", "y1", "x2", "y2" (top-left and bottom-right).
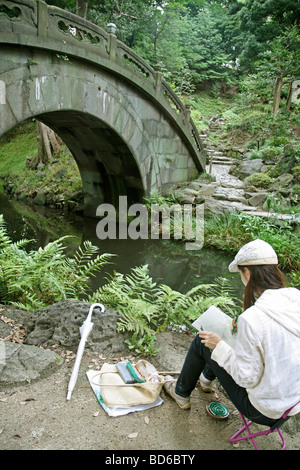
[
  {"x1": 0, "y1": 121, "x2": 82, "y2": 209},
  {"x1": 45, "y1": 0, "x2": 300, "y2": 113}
]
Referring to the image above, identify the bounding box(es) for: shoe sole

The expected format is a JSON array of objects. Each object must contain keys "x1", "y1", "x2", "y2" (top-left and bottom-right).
[
  {"x1": 201, "y1": 386, "x2": 214, "y2": 393},
  {"x1": 179, "y1": 403, "x2": 191, "y2": 410}
]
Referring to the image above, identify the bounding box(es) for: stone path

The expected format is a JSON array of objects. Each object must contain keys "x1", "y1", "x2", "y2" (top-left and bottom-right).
[
  {"x1": 178, "y1": 126, "x2": 299, "y2": 225},
  {"x1": 206, "y1": 159, "x2": 299, "y2": 224},
  {"x1": 173, "y1": 118, "x2": 298, "y2": 224}
]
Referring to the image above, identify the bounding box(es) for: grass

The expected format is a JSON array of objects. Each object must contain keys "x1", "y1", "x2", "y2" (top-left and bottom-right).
[
  {"x1": 181, "y1": 90, "x2": 235, "y2": 130},
  {"x1": 0, "y1": 120, "x2": 37, "y2": 182},
  {"x1": 0, "y1": 119, "x2": 83, "y2": 207},
  {"x1": 204, "y1": 212, "x2": 300, "y2": 276}
]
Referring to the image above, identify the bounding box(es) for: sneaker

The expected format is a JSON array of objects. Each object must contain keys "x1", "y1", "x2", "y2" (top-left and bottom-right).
[
  {"x1": 163, "y1": 376, "x2": 191, "y2": 409},
  {"x1": 199, "y1": 373, "x2": 214, "y2": 393}
]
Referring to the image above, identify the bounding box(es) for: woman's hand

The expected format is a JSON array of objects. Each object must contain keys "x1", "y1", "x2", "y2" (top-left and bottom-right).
[{"x1": 198, "y1": 331, "x2": 222, "y2": 350}]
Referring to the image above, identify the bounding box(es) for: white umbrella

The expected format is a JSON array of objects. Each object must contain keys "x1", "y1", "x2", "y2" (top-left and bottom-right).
[{"x1": 66, "y1": 303, "x2": 105, "y2": 400}]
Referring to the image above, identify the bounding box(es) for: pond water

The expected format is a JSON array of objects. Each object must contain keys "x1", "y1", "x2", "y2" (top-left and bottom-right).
[{"x1": 0, "y1": 193, "x2": 244, "y2": 300}]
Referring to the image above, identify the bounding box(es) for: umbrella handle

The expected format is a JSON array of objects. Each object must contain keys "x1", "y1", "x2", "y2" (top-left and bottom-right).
[{"x1": 87, "y1": 303, "x2": 105, "y2": 321}]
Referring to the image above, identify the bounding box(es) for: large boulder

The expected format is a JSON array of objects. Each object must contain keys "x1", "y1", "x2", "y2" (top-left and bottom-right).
[
  {"x1": 0, "y1": 341, "x2": 61, "y2": 386},
  {"x1": 0, "y1": 301, "x2": 132, "y2": 386},
  {"x1": 24, "y1": 300, "x2": 130, "y2": 354},
  {"x1": 231, "y1": 159, "x2": 264, "y2": 180}
]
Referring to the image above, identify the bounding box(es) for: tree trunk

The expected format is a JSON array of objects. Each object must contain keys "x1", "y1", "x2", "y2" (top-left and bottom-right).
[
  {"x1": 273, "y1": 75, "x2": 283, "y2": 115},
  {"x1": 286, "y1": 80, "x2": 293, "y2": 111},
  {"x1": 28, "y1": 121, "x2": 62, "y2": 169},
  {"x1": 76, "y1": 0, "x2": 88, "y2": 18}
]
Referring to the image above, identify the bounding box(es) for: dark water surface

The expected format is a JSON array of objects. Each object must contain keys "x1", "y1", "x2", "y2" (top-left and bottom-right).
[{"x1": 0, "y1": 193, "x2": 244, "y2": 299}]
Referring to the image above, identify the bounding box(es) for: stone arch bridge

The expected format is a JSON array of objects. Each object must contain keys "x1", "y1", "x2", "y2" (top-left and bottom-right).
[{"x1": 0, "y1": 0, "x2": 206, "y2": 216}]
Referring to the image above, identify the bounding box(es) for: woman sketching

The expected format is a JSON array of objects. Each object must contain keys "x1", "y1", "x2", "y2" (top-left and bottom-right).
[{"x1": 164, "y1": 239, "x2": 300, "y2": 425}]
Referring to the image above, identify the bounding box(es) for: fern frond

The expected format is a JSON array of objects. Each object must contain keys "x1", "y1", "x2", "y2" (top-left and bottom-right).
[
  {"x1": 76, "y1": 252, "x2": 116, "y2": 278},
  {"x1": 11, "y1": 292, "x2": 46, "y2": 311},
  {"x1": 0, "y1": 214, "x2": 11, "y2": 249},
  {"x1": 116, "y1": 300, "x2": 157, "y2": 337}
]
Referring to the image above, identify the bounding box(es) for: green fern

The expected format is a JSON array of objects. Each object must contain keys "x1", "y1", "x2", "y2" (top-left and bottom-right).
[
  {"x1": 0, "y1": 214, "x2": 114, "y2": 310},
  {"x1": 116, "y1": 298, "x2": 158, "y2": 337},
  {"x1": 90, "y1": 264, "x2": 240, "y2": 352}
]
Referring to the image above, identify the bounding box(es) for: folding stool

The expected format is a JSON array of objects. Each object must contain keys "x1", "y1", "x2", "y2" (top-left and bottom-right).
[{"x1": 229, "y1": 400, "x2": 300, "y2": 450}]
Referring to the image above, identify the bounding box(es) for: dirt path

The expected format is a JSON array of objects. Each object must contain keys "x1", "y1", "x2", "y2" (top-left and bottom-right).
[{"x1": 0, "y1": 345, "x2": 299, "y2": 453}]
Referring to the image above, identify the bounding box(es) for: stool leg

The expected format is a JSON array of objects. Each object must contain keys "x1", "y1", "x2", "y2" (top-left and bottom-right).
[
  {"x1": 229, "y1": 413, "x2": 259, "y2": 450},
  {"x1": 230, "y1": 413, "x2": 287, "y2": 450},
  {"x1": 277, "y1": 429, "x2": 286, "y2": 450}
]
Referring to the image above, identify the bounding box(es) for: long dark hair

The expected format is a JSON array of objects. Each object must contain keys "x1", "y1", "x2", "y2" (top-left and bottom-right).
[{"x1": 238, "y1": 265, "x2": 287, "y2": 310}]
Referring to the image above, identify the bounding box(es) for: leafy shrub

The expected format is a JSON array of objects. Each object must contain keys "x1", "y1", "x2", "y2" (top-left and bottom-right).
[
  {"x1": 222, "y1": 110, "x2": 242, "y2": 129},
  {"x1": 292, "y1": 165, "x2": 300, "y2": 183},
  {"x1": 292, "y1": 185, "x2": 300, "y2": 197},
  {"x1": 240, "y1": 111, "x2": 266, "y2": 134},
  {"x1": 250, "y1": 150, "x2": 263, "y2": 160},
  {"x1": 260, "y1": 147, "x2": 281, "y2": 162},
  {"x1": 244, "y1": 172, "x2": 272, "y2": 188}
]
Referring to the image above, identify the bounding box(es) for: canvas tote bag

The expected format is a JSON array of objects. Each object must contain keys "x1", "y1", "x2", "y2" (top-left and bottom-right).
[{"x1": 91, "y1": 360, "x2": 172, "y2": 407}]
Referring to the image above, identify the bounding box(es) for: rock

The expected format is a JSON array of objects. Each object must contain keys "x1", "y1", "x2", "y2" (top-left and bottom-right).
[
  {"x1": 248, "y1": 192, "x2": 269, "y2": 207},
  {"x1": 154, "y1": 331, "x2": 193, "y2": 372},
  {"x1": 204, "y1": 197, "x2": 251, "y2": 216},
  {"x1": 0, "y1": 341, "x2": 61, "y2": 386},
  {"x1": 33, "y1": 189, "x2": 46, "y2": 206},
  {"x1": 197, "y1": 184, "x2": 217, "y2": 197},
  {"x1": 238, "y1": 159, "x2": 264, "y2": 179},
  {"x1": 25, "y1": 300, "x2": 130, "y2": 354},
  {"x1": 0, "y1": 300, "x2": 133, "y2": 386},
  {"x1": 271, "y1": 173, "x2": 294, "y2": 189},
  {"x1": 262, "y1": 192, "x2": 290, "y2": 210},
  {"x1": 55, "y1": 168, "x2": 68, "y2": 180},
  {"x1": 203, "y1": 197, "x2": 228, "y2": 216},
  {"x1": 173, "y1": 189, "x2": 196, "y2": 204},
  {"x1": 213, "y1": 186, "x2": 247, "y2": 204}
]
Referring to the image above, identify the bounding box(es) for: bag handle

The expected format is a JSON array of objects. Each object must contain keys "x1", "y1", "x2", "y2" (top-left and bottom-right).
[{"x1": 90, "y1": 370, "x2": 176, "y2": 388}]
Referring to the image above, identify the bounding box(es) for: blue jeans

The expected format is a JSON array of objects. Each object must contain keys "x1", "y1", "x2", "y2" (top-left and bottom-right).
[{"x1": 175, "y1": 334, "x2": 278, "y2": 427}]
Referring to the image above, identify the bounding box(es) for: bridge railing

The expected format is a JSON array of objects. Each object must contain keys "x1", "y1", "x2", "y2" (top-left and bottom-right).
[{"x1": 0, "y1": 0, "x2": 205, "y2": 167}]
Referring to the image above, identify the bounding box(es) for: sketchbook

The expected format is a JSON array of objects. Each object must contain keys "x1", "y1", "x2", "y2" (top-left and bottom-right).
[{"x1": 192, "y1": 305, "x2": 237, "y2": 349}]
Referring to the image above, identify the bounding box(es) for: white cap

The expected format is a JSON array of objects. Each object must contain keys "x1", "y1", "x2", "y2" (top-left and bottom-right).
[{"x1": 228, "y1": 239, "x2": 278, "y2": 273}]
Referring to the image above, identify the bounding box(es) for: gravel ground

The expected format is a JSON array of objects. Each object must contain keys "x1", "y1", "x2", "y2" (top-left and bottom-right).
[{"x1": 0, "y1": 344, "x2": 299, "y2": 454}]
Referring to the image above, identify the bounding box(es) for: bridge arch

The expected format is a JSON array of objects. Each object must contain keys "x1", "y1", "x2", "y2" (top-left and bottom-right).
[{"x1": 0, "y1": 0, "x2": 206, "y2": 217}]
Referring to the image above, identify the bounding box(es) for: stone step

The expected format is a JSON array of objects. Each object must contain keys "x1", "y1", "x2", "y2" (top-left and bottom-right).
[
  {"x1": 207, "y1": 157, "x2": 236, "y2": 165},
  {"x1": 206, "y1": 150, "x2": 230, "y2": 156},
  {"x1": 210, "y1": 160, "x2": 235, "y2": 166},
  {"x1": 241, "y1": 210, "x2": 299, "y2": 225},
  {"x1": 213, "y1": 187, "x2": 247, "y2": 204}
]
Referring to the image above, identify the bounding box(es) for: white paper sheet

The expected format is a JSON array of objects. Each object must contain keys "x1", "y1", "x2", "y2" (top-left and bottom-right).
[
  {"x1": 192, "y1": 305, "x2": 237, "y2": 349},
  {"x1": 86, "y1": 370, "x2": 163, "y2": 417}
]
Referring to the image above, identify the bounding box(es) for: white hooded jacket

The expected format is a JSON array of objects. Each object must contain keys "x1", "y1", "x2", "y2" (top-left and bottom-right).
[{"x1": 211, "y1": 287, "x2": 300, "y2": 419}]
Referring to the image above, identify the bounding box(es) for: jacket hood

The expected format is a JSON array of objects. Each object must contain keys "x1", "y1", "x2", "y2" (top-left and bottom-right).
[{"x1": 255, "y1": 288, "x2": 300, "y2": 337}]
